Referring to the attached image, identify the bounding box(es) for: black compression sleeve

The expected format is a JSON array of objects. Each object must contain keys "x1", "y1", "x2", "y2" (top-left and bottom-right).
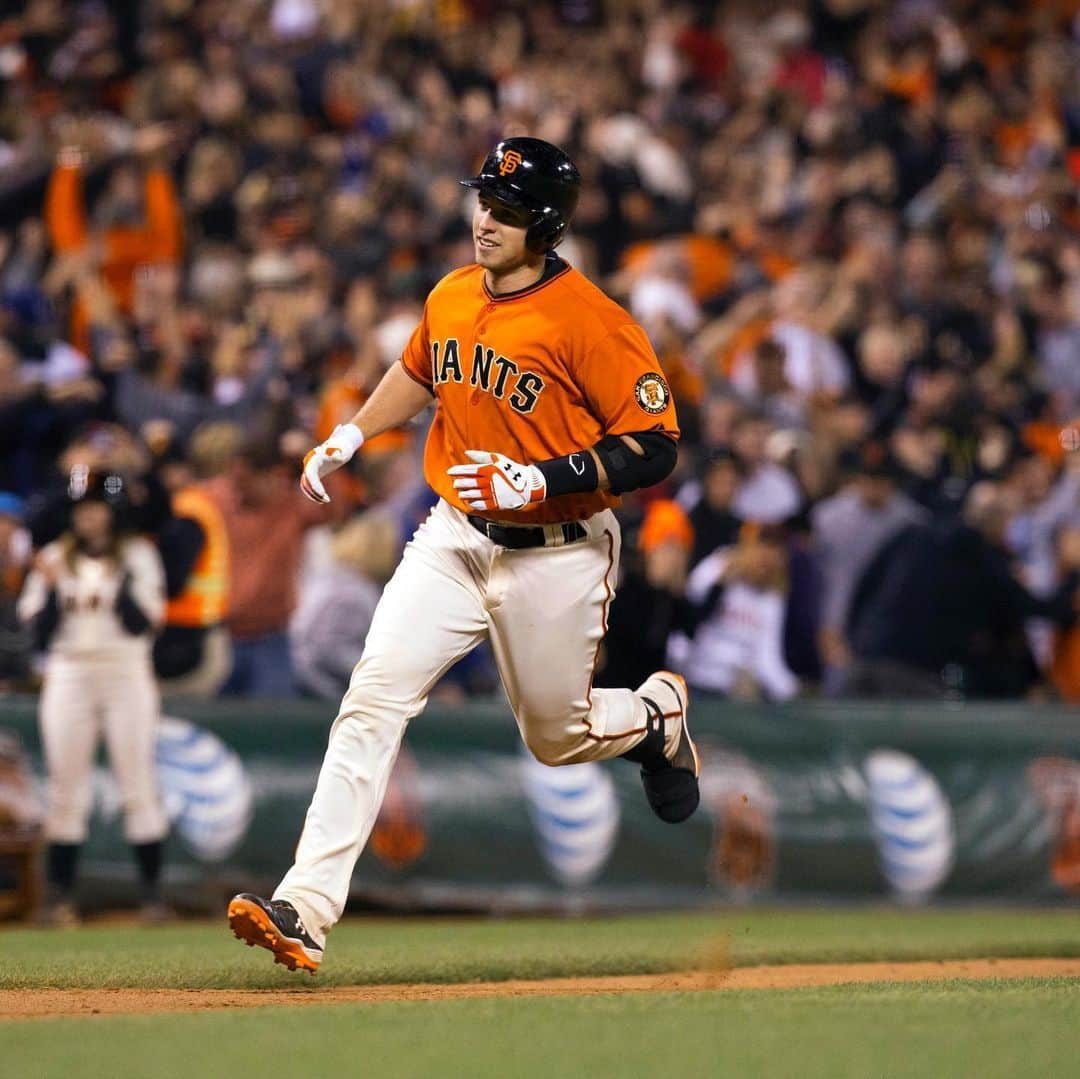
[
  {"x1": 157, "y1": 517, "x2": 206, "y2": 598},
  {"x1": 594, "y1": 431, "x2": 678, "y2": 494},
  {"x1": 116, "y1": 573, "x2": 152, "y2": 635},
  {"x1": 33, "y1": 589, "x2": 61, "y2": 650},
  {"x1": 536, "y1": 450, "x2": 600, "y2": 498}
]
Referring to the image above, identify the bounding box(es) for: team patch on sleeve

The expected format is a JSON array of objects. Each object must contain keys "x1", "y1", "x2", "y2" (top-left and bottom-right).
[{"x1": 634, "y1": 373, "x2": 670, "y2": 415}]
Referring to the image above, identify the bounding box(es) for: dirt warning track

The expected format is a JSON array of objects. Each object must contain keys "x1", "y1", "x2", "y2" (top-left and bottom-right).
[{"x1": 4, "y1": 958, "x2": 1079, "y2": 1020}]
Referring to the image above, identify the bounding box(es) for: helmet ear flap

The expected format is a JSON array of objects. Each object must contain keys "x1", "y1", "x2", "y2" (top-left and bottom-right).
[{"x1": 525, "y1": 209, "x2": 565, "y2": 253}]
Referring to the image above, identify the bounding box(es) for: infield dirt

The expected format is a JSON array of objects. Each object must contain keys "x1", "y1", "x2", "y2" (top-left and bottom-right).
[{"x1": 5, "y1": 958, "x2": 1078, "y2": 1020}]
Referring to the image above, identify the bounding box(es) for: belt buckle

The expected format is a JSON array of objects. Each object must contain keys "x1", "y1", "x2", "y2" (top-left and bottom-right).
[{"x1": 561, "y1": 521, "x2": 585, "y2": 545}]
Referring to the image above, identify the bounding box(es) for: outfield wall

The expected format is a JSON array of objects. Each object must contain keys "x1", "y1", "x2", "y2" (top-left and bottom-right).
[{"x1": 2, "y1": 696, "x2": 1079, "y2": 910}]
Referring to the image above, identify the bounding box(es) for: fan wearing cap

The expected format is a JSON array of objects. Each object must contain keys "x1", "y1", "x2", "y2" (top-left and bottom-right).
[
  {"x1": 229, "y1": 137, "x2": 699, "y2": 974},
  {"x1": 17, "y1": 467, "x2": 169, "y2": 926}
]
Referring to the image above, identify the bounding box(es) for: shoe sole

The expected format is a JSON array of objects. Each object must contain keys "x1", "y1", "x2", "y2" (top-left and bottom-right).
[
  {"x1": 227, "y1": 896, "x2": 321, "y2": 973},
  {"x1": 656, "y1": 671, "x2": 700, "y2": 777}
]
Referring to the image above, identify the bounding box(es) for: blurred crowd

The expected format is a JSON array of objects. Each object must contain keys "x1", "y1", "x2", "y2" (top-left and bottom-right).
[{"x1": 0, "y1": 0, "x2": 1078, "y2": 703}]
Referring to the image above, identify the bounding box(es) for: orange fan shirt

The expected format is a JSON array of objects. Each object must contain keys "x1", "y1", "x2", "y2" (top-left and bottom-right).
[{"x1": 400, "y1": 260, "x2": 679, "y2": 526}]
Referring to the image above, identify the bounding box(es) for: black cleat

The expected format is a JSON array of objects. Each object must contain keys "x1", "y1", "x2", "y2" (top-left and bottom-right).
[
  {"x1": 621, "y1": 671, "x2": 700, "y2": 823},
  {"x1": 228, "y1": 893, "x2": 323, "y2": 973}
]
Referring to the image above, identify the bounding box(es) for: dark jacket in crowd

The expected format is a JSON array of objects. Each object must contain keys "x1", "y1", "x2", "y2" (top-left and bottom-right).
[{"x1": 847, "y1": 521, "x2": 1077, "y2": 698}]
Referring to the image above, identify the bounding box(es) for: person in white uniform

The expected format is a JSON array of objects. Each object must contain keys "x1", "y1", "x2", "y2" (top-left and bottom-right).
[{"x1": 18, "y1": 467, "x2": 169, "y2": 925}]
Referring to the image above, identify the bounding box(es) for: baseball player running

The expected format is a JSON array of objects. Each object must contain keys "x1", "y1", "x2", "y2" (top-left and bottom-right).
[{"x1": 229, "y1": 138, "x2": 700, "y2": 972}]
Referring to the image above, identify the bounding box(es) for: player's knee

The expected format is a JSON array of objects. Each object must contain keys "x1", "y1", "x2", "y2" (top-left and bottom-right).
[
  {"x1": 342, "y1": 654, "x2": 424, "y2": 713},
  {"x1": 336, "y1": 669, "x2": 408, "y2": 721},
  {"x1": 520, "y1": 723, "x2": 579, "y2": 766},
  {"x1": 523, "y1": 740, "x2": 570, "y2": 766}
]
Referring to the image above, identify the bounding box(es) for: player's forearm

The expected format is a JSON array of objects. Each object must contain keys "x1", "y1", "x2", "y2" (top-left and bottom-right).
[
  {"x1": 453, "y1": 433, "x2": 676, "y2": 513},
  {"x1": 586, "y1": 435, "x2": 643, "y2": 492},
  {"x1": 558, "y1": 433, "x2": 673, "y2": 496},
  {"x1": 303, "y1": 369, "x2": 430, "y2": 504},
  {"x1": 346, "y1": 361, "x2": 433, "y2": 442}
]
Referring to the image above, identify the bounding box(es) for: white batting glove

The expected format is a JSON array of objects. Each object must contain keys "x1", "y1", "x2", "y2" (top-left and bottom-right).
[
  {"x1": 300, "y1": 423, "x2": 364, "y2": 504},
  {"x1": 447, "y1": 450, "x2": 547, "y2": 512}
]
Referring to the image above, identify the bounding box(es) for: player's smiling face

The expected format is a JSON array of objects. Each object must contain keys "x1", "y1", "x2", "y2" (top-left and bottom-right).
[{"x1": 473, "y1": 194, "x2": 534, "y2": 272}]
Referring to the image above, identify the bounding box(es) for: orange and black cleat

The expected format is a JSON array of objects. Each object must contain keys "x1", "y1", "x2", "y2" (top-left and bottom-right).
[{"x1": 228, "y1": 893, "x2": 323, "y2": 973}]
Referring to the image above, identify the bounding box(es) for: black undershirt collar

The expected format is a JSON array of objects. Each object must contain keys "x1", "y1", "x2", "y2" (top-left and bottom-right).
[{"x1": 482, "y1": 254, "x2": 569, "y2": 302}]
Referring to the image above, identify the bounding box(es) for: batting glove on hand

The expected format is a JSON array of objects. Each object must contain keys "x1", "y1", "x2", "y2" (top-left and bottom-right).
[
  {"x1": 448, "y1": 450, "x2": 547, "y2": 512},
  {"x1": 300, "y1": 423, "x2": 364, "y2": 504}
]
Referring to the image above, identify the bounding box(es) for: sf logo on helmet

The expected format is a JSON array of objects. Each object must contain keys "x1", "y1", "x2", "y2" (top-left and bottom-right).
[{"x1": 499, "y1": 150, "x2": 524, "y2": 176}]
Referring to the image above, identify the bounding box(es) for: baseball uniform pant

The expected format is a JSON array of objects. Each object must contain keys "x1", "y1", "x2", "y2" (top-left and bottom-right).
[
  {"x1": 275, "y1": 499, "x2": 653, "y2": 943},
  {"x1": 39, "y1": 652, "x2": 168, "y2": 844}
]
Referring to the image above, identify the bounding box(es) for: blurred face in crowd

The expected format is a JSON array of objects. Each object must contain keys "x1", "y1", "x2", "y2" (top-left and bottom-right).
[
  {"x1": 732, "y1": 417, "x2": 770, "y2": 469},
  {"x1": 970, "y1": 484, "x2": 1019, "y2": 547},
  {"x1": 0, "y1": 510, "x2": 21, "y2": 552},
  {"x1": 473, "y1": 194, "x2": 536, "y2": 276},
  {"x1": 228, "y1": 457, "x2": 280, "y2": 508},
  {"x1": 71, "y1": 501, "x2": 114, "y2": 552},
  {"x1": 0, "y1": 339, "x2": 19, "y2": 400},
  {"x1": 858, "y1": 325, "x2": 906, "y2": 386},
  {"x1": 703, "y1": 458, "x2": 740, "y2": 511},
  {"x1": 735, "y1": 538, "x2": 786, "y2": 591},
  {"x1": 773, "y1": 266, "x2": 824, "y2": 323},
  {"x1": 855, "y1": 473, "x2": 895, "y2": 511},
  {"x1": 100, "y1": 164, "x2": 142, "y2": 226},
  {"x1": 754, "y1": 341, "x2": 788, "y2": 396},
  {"x1": 701, "y1": 397, "x2": 742, "y2": 448},
  {"x1": 644, "y1": 539, "x2": 688, "y2": 592},
  {"x1": 901, "y1": 236, "x2": 943, "y2": 300},
  {"x1": 1057, "y1": 525, "x2": 1080, "y2": 572},
  {"x1": 1008, "y1": 454, "x2": 1054, "y2": 508}
]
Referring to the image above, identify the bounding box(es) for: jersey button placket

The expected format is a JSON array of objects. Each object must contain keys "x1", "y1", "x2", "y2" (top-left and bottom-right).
[{"x1": 472, "y1": 304, "x2": 495, "y2": 402}]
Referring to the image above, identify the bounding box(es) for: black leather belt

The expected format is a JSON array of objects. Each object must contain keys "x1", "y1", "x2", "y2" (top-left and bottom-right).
[{"x1": 467, "y1": 514, "x2": 588, "y2": 549}]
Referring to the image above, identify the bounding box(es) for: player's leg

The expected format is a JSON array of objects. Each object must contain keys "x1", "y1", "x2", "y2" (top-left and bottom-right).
[
  {"x1": 487, "y1": 512, "x2": 640, "y2": 762},
  {"x1": 38, "y1": 658, "x2": 99, "y2": 920},
  {"x1": 101, "y1": 657, "x2": 169, "y2": 912},
  {"x1": 490, "y1": 511, "x2": 699, "y2": 821},
  {"x1": 267, "y1": 501, "x2": 489, "y2": 951}
]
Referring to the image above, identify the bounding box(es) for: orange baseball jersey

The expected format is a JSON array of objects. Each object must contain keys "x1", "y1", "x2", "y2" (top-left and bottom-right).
[{"x1": 399, "y1": 260, "x2": 680, "y2": 525}]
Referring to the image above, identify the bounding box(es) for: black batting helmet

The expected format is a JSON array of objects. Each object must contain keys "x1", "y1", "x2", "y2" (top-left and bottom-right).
[{"x1": 460, "y1": 137, "x2": 581, "y2": 253}]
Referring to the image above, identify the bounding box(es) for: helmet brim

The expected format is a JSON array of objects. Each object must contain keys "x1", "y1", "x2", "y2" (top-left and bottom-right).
[{"x1": 459, "y1": 176, "x2": 547, "y2": 214}]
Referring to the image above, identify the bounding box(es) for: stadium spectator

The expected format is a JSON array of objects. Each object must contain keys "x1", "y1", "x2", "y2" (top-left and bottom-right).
[
  {"x1": 684, "y1": 448, "x2": 744, "y2": 570},
  {"x1": 844, "y1": 483, "x2": 1078, "y2": 699},
  {"x1": 671, "y1": 523, "x2": 799, "y2": 701},
  {"x1": 202, "y1": 434, "x2": 334, "y2": 697},
  {"x1": 812, "y1": 444, "x2": 928, "y2": 690},
  {"x1": 290, "y1": 512, "x2": 401, "y2": 700},
  {"x1": 0, "y1": 493, "x2": 33, "y2": 688},
  {"x1": 1050, "y1": 518, "x2": 1080, "y2": 703},
  {"x1": 151, "y1": 432, "x2": 233, "y2": 697},
  {"x1": 729, "y1": 410, "x2": 803, "y2": 524},
  {"x1": 595, "y1": 499, "x2": 697, "y2": 691}
]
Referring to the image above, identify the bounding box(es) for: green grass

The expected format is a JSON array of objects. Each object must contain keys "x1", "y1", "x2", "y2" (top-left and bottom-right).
[
  {"x1": 2, "y1": 978, "x2": 1078, "y2": 1079},
  {"x1": 1, "y1": 907, "x2": 1078, "y2": 989}
]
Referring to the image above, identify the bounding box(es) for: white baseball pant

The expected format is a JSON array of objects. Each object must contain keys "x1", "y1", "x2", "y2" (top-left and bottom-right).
[
  {"x1": 39, "y1": 650, "x2": 168, "y2": 844},
  {"x1": 275, "y1": 499, "x2": 652, "y2": 943}
]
